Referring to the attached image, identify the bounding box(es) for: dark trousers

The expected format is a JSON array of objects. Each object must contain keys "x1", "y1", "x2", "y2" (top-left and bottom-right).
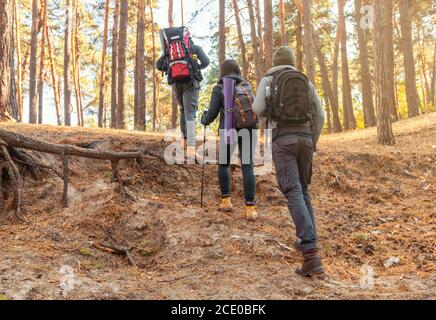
[
  {"x1": 172, "y1": 80, "x2": 200, "y2": 146},
  {"x1": 272, "y1": 134, "x2": 317, "y2": 251},
  {"x1": 218, "y1": 128, "x2": 257, "y2": 205}
]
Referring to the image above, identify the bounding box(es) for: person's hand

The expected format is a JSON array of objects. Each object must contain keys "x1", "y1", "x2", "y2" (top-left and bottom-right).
[{"x1": 201, "y1": 111, "x2": 208, "y2": 126}]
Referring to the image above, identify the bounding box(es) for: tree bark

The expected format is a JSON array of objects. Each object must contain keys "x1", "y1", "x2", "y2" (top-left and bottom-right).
[
  {"x1": 28, "y1": 0, "x2": 39, "y2": 124},
  {"x1": 37, "y1": 0, "x2": 47, "y2": 124},
  {"x1": 331, "y1": 10, "x2": 343, "y2": 132},
  {"x1": 302, "y1": 0, "x2": 315, "y2": 83},
  {"x1": 0, "y1": 0, "x2": 17, "y2": 121},
  {"x1": 64, "y1": 0, "x2": 72, "y2": 126},
  {"x1": 13, "y1": 0, "x2": 22, "y2": 122},
  {"x1": 354, "y1": 0, "x2": 376, "y2": 128},
  {"x1": 255, "y1": 0, "x2": 264, "y2": 73},
  {"x1": 134, "y1": 0, "x2": 146, "y2": 131},
  {"x1": 399, "y1": 0, "x2": 421, "y2": 118},
  {"x1": 264, "y1": 0, "x2": 273, "y2": 70},
  {"x1": 111, "y1": 0, "x2": 120, "y2": 128},
  {"x1": 385, "y1": 0, "x2": 398, "y2": 120},
  {"x1": 431, "y1": 40, "x2": 436, "y2": 109},
  {"x1": 373, "y1": 1, "x2": 395, "y2": 145},
  {"x1": 339, "y1": 0, "x2": 356, "y2": 130},
  {"x1": 232, "y1": 0, "x2": 249, "y2": 80},
  {"x1": 218, "y1": 0, "x2": 226, "y2": 66},
  {"x1": 98, "y1": 0, "x2": 110, "y2": 128},
  {"x1": 116, "y1": 0, "x2": 128, "y2": 130},
  {"x1": 279, "y1": 0, "x2": 288, "y2": 46},
  {"x1": 296, "y1": 10, "x2": 303, "y2": 71},
  {"x1": 149, "y1": 0, "x2": 157, "y2": 132},
  {"x1": 247, "y1": 0, "x2": 261, "y2": 85}
]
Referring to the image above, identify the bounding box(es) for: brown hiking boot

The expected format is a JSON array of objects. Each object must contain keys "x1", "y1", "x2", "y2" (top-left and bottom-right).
[
  {"x1": 245, "y1": 205, "x2": 258, "y2": 222},
  {"x1": 219, "y1": 197, "x2": 234, "y2": 212},
  {"x1": 296, "y1": 248, "x2": 325, "y2": 277}
]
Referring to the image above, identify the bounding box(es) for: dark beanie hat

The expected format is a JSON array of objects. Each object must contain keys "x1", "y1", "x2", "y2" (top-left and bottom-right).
[{"x1": 273, "y1": 46, "x2": 296, "y2": 67}]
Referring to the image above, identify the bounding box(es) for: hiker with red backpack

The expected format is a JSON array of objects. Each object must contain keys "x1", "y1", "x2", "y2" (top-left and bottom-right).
[
  {"x1": 253, "y1": 47, "x2": 325, "y2": 277},
  {"x1": 201, "y1": 59, "x2": 259, "y2": 221},
  {"x1": 156, "y1": 27, "x2": 210, "y2": 156}
]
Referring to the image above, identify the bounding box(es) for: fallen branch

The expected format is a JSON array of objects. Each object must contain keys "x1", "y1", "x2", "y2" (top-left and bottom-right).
[{"x1": 92, "y1": 242, "x2": 136, "y2": 267}]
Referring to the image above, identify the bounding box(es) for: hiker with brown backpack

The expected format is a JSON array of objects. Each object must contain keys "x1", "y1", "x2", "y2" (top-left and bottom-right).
[
  {"x1": 156, "y1": 27, "x2": 210, "y2": 159},
  {"x1": 253, "y1": 47, "x2": 325, "y2": 277},
  {"x1": 201, "y1": 59, "x2": 259, "y2": 221}
]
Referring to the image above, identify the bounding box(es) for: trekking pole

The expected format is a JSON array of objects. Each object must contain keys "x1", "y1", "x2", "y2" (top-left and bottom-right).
[{"x1": 200, "y1": 125, "x2": 206, "y2": 207}]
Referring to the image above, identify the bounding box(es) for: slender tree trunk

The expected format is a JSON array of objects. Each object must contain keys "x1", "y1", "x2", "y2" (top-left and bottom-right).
[
  {"x1": 417, "y1": 28, "x2": 431, "y2": 108},
  {"x1": 302, "y1": 0, "x2": 315, "y2": 82},
  {"x1": 247, "y1": 0, "x2": 261, "y2": 85},
  {"x1": 98, "y1": 0, "x2": 110, "y2": 128},
  {"x1": 116, "y1": 0, "x2": 128, "y2": 130},
  {"x1": 374, "y1": 1, "x2": 395, "y2": 145},
  {"x1": 264, "y1": 0, "x2": 273, "y2": 70},
  {"x1": 37, "y1": 0, "x2": 47, "y2": 124},
  {"x1": 354, "y1": 0, "x2": 376, "y2": 127},
  {"x1": 331, "y1": 13, "x2": 343, "y2": 132},
  {"x1": 13, "y1": 0, "x2": 22, "y2": 122},
  {"x1": 111, "y1": 0, "x2": 120, "y2": 128},
  {"x1": 71, "y1": 0, "x2": 81, "y2": 127},
  {"x1": 64, "y1": 0, "x2": 72, "y2": 126},
  {"x1": 169, "y1": 0, "x2": 177, "y2": 129},
  {"x1": 255, "y1": 0, "x2": 264, "y2": 73},
  {"x1": 28, "y1": 0, "x2": 39, "y2": 124},
  {"x1": 45, "y1": 24, "x2": 61, "y2": 125},
  {"x1": 296, "y1": 10, "x2": 303, "y2": 71},
  {"x1": 135, "y1": 0, "x2": 146, "y2": 131},
  {"x1": 385, "y1": 0, "x2": 398, "y2": 120},
  {"x1": 0, "y1": 0, "x2": 17, "y2": 121},
  {"x1": 218, "y1": 0, "x2": 226, "y2": 66},
  {"x1": 399, "y1": 0, "x2": 420, "y2": 118},
  {"x1": 149, "y1": 0, "x2": 157, "y2": 132},
  {"x1": 76, "y1": 8, "x2": 84, "y2": 126},
  {"x1": 232, "y1": 0, "x2": 248, "y2": 80},
  {"x1": 431, "y1": 40, "x2": 435, "y2": 109},
  {"x1": 279, "y1": 0, "x2": 288, "y2": 46},
  {"x1": 180, "y1": 0, "x2": 184, "y2": 25},
  {"x1": 339, "y1": 0, "x2": 356, "y2": 130}
]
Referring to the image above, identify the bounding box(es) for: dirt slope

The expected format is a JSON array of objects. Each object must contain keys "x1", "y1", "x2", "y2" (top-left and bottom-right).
[{"x1": 0, "y1": 113, "x2": 435, "y2": 300}]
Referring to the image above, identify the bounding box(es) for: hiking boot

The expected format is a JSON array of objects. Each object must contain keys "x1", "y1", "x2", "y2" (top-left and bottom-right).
[
  {"x1": 219, "y1": 197, "x2": 234, "y2": 212},
  {"x1": 296, "y1": 248, "x2": 325, "y2": 277},
  {"x1": 245, "y1": 205, "x2": 258, "y2": 221}
]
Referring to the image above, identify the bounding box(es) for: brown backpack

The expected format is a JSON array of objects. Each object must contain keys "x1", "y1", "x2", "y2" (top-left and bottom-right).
[{"x1": 232, "y1": 81, "x2": 259, "y2": 129}]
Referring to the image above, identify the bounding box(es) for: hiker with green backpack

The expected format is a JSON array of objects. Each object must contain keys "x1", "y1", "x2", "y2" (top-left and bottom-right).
[
  {"x1": 201, "y1": 59, "x2": 259, "y2": 221},
  {"x1": 253, "y1": 47, "x2": 325, "y2": 277}
]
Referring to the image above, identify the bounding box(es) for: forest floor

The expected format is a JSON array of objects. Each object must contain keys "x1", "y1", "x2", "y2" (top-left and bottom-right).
[{"x1": 0, "y1": 113, "x2": 435, "y2": 300}]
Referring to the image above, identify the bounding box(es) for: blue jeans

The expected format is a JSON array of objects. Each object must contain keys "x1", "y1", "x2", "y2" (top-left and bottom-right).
[
  {"x1": 272, "y1": 134, "x2": 317, "y2": 252},
  {"x1": 218, "y1": 128, "x2": 257, "y2": 205},
  {"x1": 173, "y1": 80, "x2": 200, "y2": 147}
]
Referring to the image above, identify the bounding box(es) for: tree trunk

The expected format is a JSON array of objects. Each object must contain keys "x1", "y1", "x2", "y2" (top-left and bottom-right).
[
  {"x1": 180, "y1": 0, "x2": 184, "y2": 25},
  {"x1": 386, "y1": 0, "x2": 398, "y2": 120},
  {"x1": 149, "y1": 0, "x2": 157, "y2": 132},
  {"x1": 255, "y1": 0, "x2": 264, "y2": 73},
  {"x1": 134, "y1": 0, "x2": 146, "y2": 131},
  {"x1": 354, "y1": 0, "x2": 376, "y2": 128},
  {"x1": 0, "y1": 0, "x2": 17, "y2": 121},
  {"x1": 111, "y1": 0, "x2": 120, "y2": 128},
  {"x1": 98, "y1": 0, "x2": 110, "y2": 128},
  {"x1": 169, "y1": 0, "x2": 177, "y2": 128},
  {"x1": 264, "y1": 0, "x2": 273, "y2": 70},
  {"x1": 279, "y1": 0, "x2": 288, "y2": 46},
  {"x1": 296, "y1": 10, "x2": 303, "y2": 71},
  {"x1": 302, "y1": 0, "x2": 315, "y2": 82},
  {"x1": 37, "y1": 0, "x2": 47, "y2": 124},
  {"x1": 64, "y1": 0, "x2": 72, "y2": 126},
  {"x1": 339, "y1": 0, "x2": 356, "y2": 130},
  {"x1": 399, "y1": 0, "x2": 421, "y2": 118},
  {"x1": 45, "y1": 24, "x2": 61, "y2": 125},
  {"x1": 373, "y1": 1, "x2": 395, "y2": 145},
  {"x1": 232, "y1": 0, "x2": 249, "y2": 80},
  {"x1": 28, "y1": 0, "x2": 39, "y2": 124},
  {"x1": 331, "y1": 10, "x2": 343, "y2": 132},
  {"x1": 218, "y1": 0, "x2": 226, "y2": 66},
  {"x1": 431, "y1": 40, "x2": 435, "y2": 109},
  {"x1": 13, "y1": 0, "x2": 22, "y2": 122},
  {"x1": 247, "y1": 0, "x2": 261, "y2": 85},
  {"x1": 116, "y1": 0, "x2": 128, "y2": 130}
]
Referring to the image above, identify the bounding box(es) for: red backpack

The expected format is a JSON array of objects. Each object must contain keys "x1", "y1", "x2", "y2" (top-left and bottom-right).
[{"x1": 162, "y1": 27, "x2": 193, "y2": 82}]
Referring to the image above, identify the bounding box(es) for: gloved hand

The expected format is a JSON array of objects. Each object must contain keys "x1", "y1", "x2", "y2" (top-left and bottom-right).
[{"x1": 200, "y1": 111, "x2": 208, "y2": 126}]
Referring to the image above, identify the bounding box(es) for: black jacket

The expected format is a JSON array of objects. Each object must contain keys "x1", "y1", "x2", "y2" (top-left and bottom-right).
[
  {"x1": 156, "y1": 44, "x2": 210, "y2": 84},
  {"x1": 201, "y1": 74, "x2": 246, "y2": 130}
]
